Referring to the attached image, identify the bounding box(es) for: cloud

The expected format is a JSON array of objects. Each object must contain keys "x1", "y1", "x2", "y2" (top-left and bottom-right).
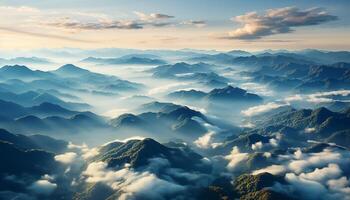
[
  {"x1": 181, "y1": 20, "x2": 207, "y2": 27},
  {"x1": 0, "y1": 27, "x2": 94, "y2": 43},
  {"x1": 45, "y1": 12, "x2": 175, "y2": 31},
  {"x1": 241, "y1": 102, "x2": 288, "y2": 117},
  {"x1": 28, "y1": 180, "x2": 57, "y2": 196},
  {"x1": 327, "y1": 177, "x2": 350, "y2": 199},
  {"x1": 148, "y1": 82, "x2": 189, "y2": 95},
  {"x1": 83, "y1": 161, "x2": 185, "y2": 199},
  {"x1": 54, "y1": 152, "x2": 78, "y2": 164},
  {"x1": 299, "y1": 164, "x2": 342, "y2": 183},
  {"x1": 252, "y1": 165, "x2": 287, "y2": 175},
  {"x1": 194, "y1": 132, "x2": 215, "y2": 149},
  {"x1": 288, "y1": 149, "x2": 342, "y2": 174},
  {"x1": 225, "y1": 146, "x2": 249, "y2": 171},
  {"x1": 251, "y1": 141, "x2": 263, "y2": 150},
  {"x1": 45, "y1": 17, "x2": 144, "y2": 30},
  {"x1": 227, "y1": 7, "x2": 337, "y2": 40},
  {"x1": 0, "y1": 6, "x2": 39, "y2": 13},
  {"x1": 67, "y1": 142, "x2": 99, "y2": 160},
  {"x1": 134, "y1": 12, "x2": 174, "y2": 22},
  {"x1": 304, "y1": 127, "x2": 317, "y2": 134},
  {"x1": 284, "y1": 90, "x2": 350, "y2": 104},
  {"x1": 284, "y1": 173, "x2": 328, "y2": 200},
  {"x1": 193, "y1": 116, "x2": 223, "y2": 149}
]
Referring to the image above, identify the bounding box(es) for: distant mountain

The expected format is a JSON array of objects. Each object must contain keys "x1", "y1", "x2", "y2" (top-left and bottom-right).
[
  {"x1": 53, "y1": 64, "x2": 90, "y2": 77},
  {"x1": 111, "y1": 105, "x2": 209, "y2": 139},
  {"x1": 0, "y1": 57, "x2": 52, "y2": 65},
  {"x1": 136, "y1": 101, "x2": 181, "y2": 113},
  {"x1": 0, "y1": 93, "x2": 84, "y2": 118},
  {"x1": 227, "y1": 50, "x2": 252, "y2": 57},
  {"x1": 0, "y1": 65, "x2": 55, "y2": 80},
  {"x1": 231, "y1": 55, "x2": 314, "y2": 68},
  {"x1": 151, "y1": 62, "x2": 212, "y2": 78},
  {"x1": 188, "y1": 53, "x2": 235, "y2": 64},
  {"x1": 52, "y1": 64, "x2": 143, "y2": 92},
  {"x1": 81, "y1": 55, "x2": 167, "y2": 65},
  {"x1": 245, "y1": 61, "x2": 350, "y2": 92},
  {"x1": 189, "y1": 54, "x2": 314, "y2": 67},
  {"x1": 167, "y1": 89, "x2": 207, "y2": 100},
  {"x1": 299, "y1": 49, "x2": 350, "y2": 64},
  {"x1": 166, "y1": 86, "x2": 262, "y2": 109},
  {"x1": 205, "y1": 86, "x2": 263, "y2": 103}
]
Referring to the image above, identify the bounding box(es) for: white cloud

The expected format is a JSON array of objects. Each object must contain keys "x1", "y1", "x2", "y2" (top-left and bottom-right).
[
  {"x1": 227, "y1": 7, "x2": 337, "y2": 40},
  {"x1": 288, "y1": 149, "x2": 342, "y2": 174},
  {"x1": 134, "y1": 12, "x2": 174, "y2": 22},
  {"x1": 285, "y1": 173, "x2": 328, "y2": 200},
  {"x1": 225, "y1": 146, "x2": 249, "y2": 171},
  {"x1": 251, "y1": 141, "x2": 263, "y2": 150},
  {"x1": 194, "y1": 132, "x2": 215, "y2": 149},
  {"x1": 148, "y1": 82, "x2": 189, "y2": 95},
  {"x1": 28, "y1": 180, "x2": 57, "y2": 195},
  {"x1": 299, "y1": 164, "x2": 342, "y2": 183},
  {"x1": 252, "y1": 165, "x2": 286, "y2": 175},
  {"x1": 284, "y1": 90, "x2": 350, "y2": 104},
  {"x1": 83, "y1": 161, "x2": 185, "y2": 199},
  {"x1": 305, "y1": 127, "x2": 317, "y2": 134},
  {"x1": 242, "y1": 102, "x2": 288, "y2": 117},
  {"x1": 54, "y1": 152, "x2": 77, "y2": 164}
]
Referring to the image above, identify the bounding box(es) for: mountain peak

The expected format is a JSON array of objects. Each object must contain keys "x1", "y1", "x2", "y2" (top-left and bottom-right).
[{"x1": 55, "y1": 64, "x2": 90, "y2": 75}]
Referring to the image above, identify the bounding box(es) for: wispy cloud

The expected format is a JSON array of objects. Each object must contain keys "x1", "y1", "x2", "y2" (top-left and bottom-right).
[
  {"x1": 44, "y1": 11, "x2": 175, "y2": 31},
  {"x1": 227, "y1": 7, "x2": 337, "y2": 40},
  {"x1": 134, "y1": 11, "x2": 174, "y2": 21},
  {"x1": 0, "y1": 27, "x2": 95, "y2": 43},
  {"x1": 181, "y1": 20, "x2": 207, "y2": 28}
]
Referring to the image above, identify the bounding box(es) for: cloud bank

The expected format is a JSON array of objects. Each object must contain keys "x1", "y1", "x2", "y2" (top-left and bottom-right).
[{"x1": 227, "y1": 7, "x2": 337, "y2": 40}]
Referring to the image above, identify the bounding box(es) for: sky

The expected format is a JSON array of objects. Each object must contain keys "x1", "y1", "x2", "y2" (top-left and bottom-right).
[{"x1": 0, "y1": 0, "x2": 349, "y2": 51}]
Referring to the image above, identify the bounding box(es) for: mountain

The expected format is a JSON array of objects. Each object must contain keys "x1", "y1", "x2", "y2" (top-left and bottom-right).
[
  {"x1": 325, "y1": 130, "x2": 350, "y2": 149},
  {"x1": 93, "y1": 138, "x2": 210, "y2": 172},
  {"x1": 0, "y1": 99, "x2": 28, "y2": 118},
  {"x1": 0, "y1": 65, "x2": 54, "y2": 80},
  {"x1": 52, "y1": 64, "x2": 143, "y2": 92},
  {"x1": 205, "y1": 86, "x2": 263, "y2": 103},
  {"x1": 252, "y1": 107, "x2": 350, "y2": 140},
  {"x1": 233, "y1": 173, "x2": 292, "y2": 200},
  {"x1": 199, "y1": 173, "x2": 291, "y2": 200},
  {"x1": 151, "y1": 62, "x2": 212, "y2": 78},
  {"x1": 111, "y1": 106, "x2": 209, "y2": 139},
  {"x1": 136, "y1": 101, "x2": 181, "y2": 113},
  {"x1": 0, "y1": 89, "x2": 90, "y2": 111},
  {"x1": 0, "y1": 129, "x2": 67, "y2": 153},
  {"x1": 188, "y1": 53, "x2": 236, "y2": 64},
  {"x1": 227, "y1": 50, "x2": 252, "y2": 57},
  {"x1": 53, "y1": 64, "x2": 90, "y2": 77},
  {"x1": 167, "y1": 89, "x2": 207, "y2": 100},
  {"x1": 231, "y1": 55, "x2": 314, "y2": 69},
  {"x1": 0, "y1": 99, "x2": 81, "y2": 119},
  {"x1": 0, "y1": 57, "x2": 52, "y2": 65},
  {"x1": 0, "y1": 140, "x2": 57, "y2": 176},
  {"x1": 299, "y1": 49, "x2": 350, "y2": 64},
  {"x1": 82, "y1": 55, "x2": 166, "y2": 65}
]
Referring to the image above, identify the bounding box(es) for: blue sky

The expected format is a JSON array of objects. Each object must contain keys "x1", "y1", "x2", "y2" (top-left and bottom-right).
[{"x1": 0, "y1": 0, "x2": 349, "y2": 50}]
